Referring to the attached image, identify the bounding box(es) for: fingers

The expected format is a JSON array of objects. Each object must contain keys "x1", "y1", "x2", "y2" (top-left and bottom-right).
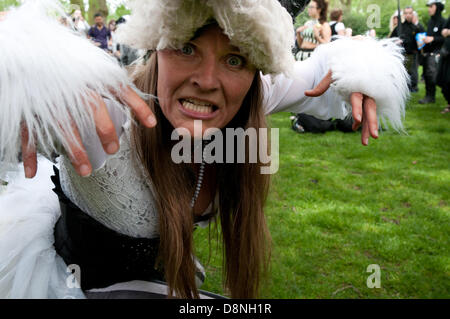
[
  {"x1": 115, "y1": 86, "x2": 157, "y2": 128},
  {"x1": 360, "y1": 96, "x2": 378, "y2": 146},
  {"x1": 350, "y1": 93, "x2": 378, "y2": 145},
  {"x1": 364, "y1": 96, "x2": 379, "y2": 139},
  {"x1": 89, "y1": 93, "x2": 120, "y2": 155},
  {"x1": 351, "y1": 92, "x2": 363, "y2": 131},
  {"x1": 20, "y1": 123, "x2": 37, "y2": 179},
  {"x1": 305, "y1": 70, "x2": 333, "y2": 97},
  {"x1": 63, "y1": 120, "x2": 92, "y2": 177}
]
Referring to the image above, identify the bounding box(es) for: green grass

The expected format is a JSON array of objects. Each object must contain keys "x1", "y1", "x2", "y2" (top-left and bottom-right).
[{"x1": 194, "y1": 82, "x2": 450, "y2": 299}]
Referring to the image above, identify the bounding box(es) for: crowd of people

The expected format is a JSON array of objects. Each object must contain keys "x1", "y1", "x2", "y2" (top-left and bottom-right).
[
  {"x1": 389, "y1": 0, "x2": 448, "y2": 114},
  {"x1": 60, "y1": 10, "x2": 142, "y2": 67},
  {"x1": 291, "y1": 0, "x2": 449, "y2": 134}
]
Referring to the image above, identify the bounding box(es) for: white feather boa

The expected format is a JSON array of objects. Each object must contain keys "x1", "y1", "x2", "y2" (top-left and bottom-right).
[
  {"x1": 315, "y1": 37, "x2": 409, "y2": 131},
  {"x1": 0, "y1": 0, "x2": 132, "y2": 175}
]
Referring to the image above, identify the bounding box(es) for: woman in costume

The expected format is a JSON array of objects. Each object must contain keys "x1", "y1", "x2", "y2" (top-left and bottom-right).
[
  {"x1": 295, "y1": 0, "x2": 331, "y2": 61},
  {"x1": 0, "y1": 0, "x2": 408, "y2": 299}
]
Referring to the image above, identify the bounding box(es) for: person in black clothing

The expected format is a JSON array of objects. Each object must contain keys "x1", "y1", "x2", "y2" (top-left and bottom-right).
[
  {"x1": 413, "y1": 11, "x2": 426, "y2": 82},
  {"x1": 419, "y1": 0, "x2": 447, "y2": 104},
  {"x1": 391, "y1": 6, "x2": 425, "y2": 93},
  {"x1": 437, "y1": 18, "x2": 450, "y2": 113}
]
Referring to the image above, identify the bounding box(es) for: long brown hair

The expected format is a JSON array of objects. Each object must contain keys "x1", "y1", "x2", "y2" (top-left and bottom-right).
[
  {"x1": 313, "y1": 0, "x2": 328, "y2": 24},
  {"x1": 131, "y1": 52, "x2": 271, "y2": 298}
]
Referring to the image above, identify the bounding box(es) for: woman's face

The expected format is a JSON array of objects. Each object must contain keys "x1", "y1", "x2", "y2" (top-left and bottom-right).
[
  {"x1": 307, "y1": 1, "x2": 320, "y2": 19},
  {"x1": 157, "y1": 24, "x2": 256, "y2": 136}
]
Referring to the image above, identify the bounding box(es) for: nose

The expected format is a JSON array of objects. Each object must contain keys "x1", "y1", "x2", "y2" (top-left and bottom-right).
[{"x1": 190, "y1": 55, "x2": 220, "y2": 91}]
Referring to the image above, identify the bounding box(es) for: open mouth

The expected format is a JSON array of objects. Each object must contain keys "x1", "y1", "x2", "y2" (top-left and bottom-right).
[{"x1": 179, "y1": 98, "x2": 219, "y2": 115}]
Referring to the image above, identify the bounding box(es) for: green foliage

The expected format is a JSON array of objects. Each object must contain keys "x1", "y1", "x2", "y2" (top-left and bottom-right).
[
  {"x1": 343, "y1": 13, "x2": 369, "y2": 35},
  {"x1": 107, "y1": 4, "x2": 130, "y2": 22},
  {"x1": 0, "y1": 0, "x2": 20, "y2": 11}
]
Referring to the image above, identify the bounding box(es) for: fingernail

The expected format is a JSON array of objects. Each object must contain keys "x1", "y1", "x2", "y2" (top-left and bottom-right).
[
  {"x1": 364, "y1": 138, "x2": 369, "y2": 145},
  {"x1": 25, "y1": 167, "x2": 32, "y2": 178},
  {"x1": 356, "y1": 114, "x2": 362, "y2": 122},
  {"x1": 106, "y1": 142, "x2": 118, "y2": 154},
  {"x1": 147, "y1": 116, "x2": 156, "y2": 127},
  {"x1": 79, "y1": 164, "x2": 91, "y2": 177}
]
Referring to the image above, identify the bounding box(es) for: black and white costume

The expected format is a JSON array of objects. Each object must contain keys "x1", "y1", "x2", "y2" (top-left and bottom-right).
[{"x1": 0, "y1": 0, "x2": 408, "y2": 298}]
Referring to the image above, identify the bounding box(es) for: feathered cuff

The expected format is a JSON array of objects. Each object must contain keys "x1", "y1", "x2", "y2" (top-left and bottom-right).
[
  {"x1": 316, "y1": 37, "x2": 409, "y2": 131},
  {"x1": 0, "y1": 0, "x2": 133, "y2": 173}
]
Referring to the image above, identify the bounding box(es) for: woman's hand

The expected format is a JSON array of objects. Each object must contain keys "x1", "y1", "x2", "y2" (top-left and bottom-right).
[
  {"x1": 296, "y1": 25, "x2": 308, "y2": 34},
  {"x1": 313, "y1": 24, "x2": 322, "y2": 40},
  {"x1": 304, "y1": 70, "x2": 379, "y2": 146},
  {"x1": 21, "y1": 86, "x2": 157, "y2": 178}
]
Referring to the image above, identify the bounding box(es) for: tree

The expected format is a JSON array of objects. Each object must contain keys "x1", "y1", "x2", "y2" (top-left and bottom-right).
[
  {"x1": 88, "y1": 0, "x2": 108, "y2": 24},
  {"x1": 0, "y1": 0, "x2": 20, "y2": 11},
  {"x1": 108, "y1": 4, "x2": 131, "y2": 22}
]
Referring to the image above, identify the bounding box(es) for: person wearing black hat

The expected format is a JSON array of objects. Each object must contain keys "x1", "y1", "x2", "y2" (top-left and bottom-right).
[{"x1": 419, "y1": 0, "x2": 447, "y2": 104}]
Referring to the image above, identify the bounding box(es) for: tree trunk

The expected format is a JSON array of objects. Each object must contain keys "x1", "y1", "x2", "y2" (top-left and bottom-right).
[{"x1": 88, "y1": 0, "x2": 108, "y2": 24}]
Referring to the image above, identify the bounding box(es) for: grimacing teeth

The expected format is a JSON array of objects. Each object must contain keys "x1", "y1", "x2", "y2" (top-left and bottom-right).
[
  {"x1": 184, "y1": 98, "x2": 213, "y2": 107},
  {"x1": 181, "y1": 99, "x2": 215, "y2": 114}
]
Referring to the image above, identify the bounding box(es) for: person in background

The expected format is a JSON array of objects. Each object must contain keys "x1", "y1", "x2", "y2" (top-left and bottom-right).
[
  {"x1": 113, "y1": 16, "x2": 142, "y2": 66},
  {"x1": 72, "y1": 9, "x2": 89, "y2": 37},
  {"x1": 413, "y1": 10, "x2": 426, "y2": 83},
  {"x1": 419, "y1": 0, "x2": 446, "y2": 104},
  {"x1": 388, "y1": 10, "x2": 403, "y2": 38},
  {"x1": 108, "y1": 19, "x2": 117, "y2": 54},
  {"x1": 437, "y1": 18, "x2": 450, "y2": 114},
  {"x1": 88, "y1": 12, "x2": 111, "y2": 51},
  {"x1": 292, "y1": 1, "x2": 356, "y2": 134},
  {"x1": 413, "y1": 11, "x2": 425, "y2": 30},
  {"x1": 390, "y1": 6, "x2": 424, "y2": 93},
  {"x1": 329, "y1": 8, "x2": 345, "y2": 37},
  {"x1": 295, "y1": 0, "x2": 331, "y2": 61}
]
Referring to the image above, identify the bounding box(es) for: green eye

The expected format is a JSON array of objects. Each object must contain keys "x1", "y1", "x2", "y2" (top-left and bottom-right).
[
  {"x1": 227, "y1": 55, "x2": 244, "y2": 67},
  {"x1": 181, "y1": 44, "x2": 194, "y2": 55}
]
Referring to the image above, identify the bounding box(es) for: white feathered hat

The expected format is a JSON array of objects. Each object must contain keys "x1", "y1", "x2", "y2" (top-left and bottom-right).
[{"x1": 116, "y1": 0, "x2": 308, "y2": 76}]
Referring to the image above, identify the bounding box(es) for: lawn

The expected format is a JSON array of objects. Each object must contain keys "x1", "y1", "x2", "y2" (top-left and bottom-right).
[{"x1": 194, "y1": 83, "x2": 450, "y2": 299}]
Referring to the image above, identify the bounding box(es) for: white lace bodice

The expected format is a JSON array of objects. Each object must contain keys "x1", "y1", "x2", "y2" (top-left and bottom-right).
[
  {"x1": 59, "y1": 119, "x2": 217, "y2": 238},
  {"x1": 59, "y1": 120, "x2": 161, "y2": 238}
]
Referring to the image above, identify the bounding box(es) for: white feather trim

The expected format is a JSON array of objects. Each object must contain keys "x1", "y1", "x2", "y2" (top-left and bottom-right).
[
  {"x1": 116, "y1": 0, "x2": 296, "y2": 76},
  {"x1": 316, "y1": 37, "x2": 409, "y2": 131},
  {"x1": 0, "y1": 0, "x2": 133, "y2": 174}
]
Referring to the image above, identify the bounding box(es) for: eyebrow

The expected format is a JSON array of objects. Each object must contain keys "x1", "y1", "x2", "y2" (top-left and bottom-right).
[
  {"x1": 229, "y1": 45, "x2": 241, "y2": 53},
  {"x1": 189, "y1": 38, "x2": 243, "y2": 54}
]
